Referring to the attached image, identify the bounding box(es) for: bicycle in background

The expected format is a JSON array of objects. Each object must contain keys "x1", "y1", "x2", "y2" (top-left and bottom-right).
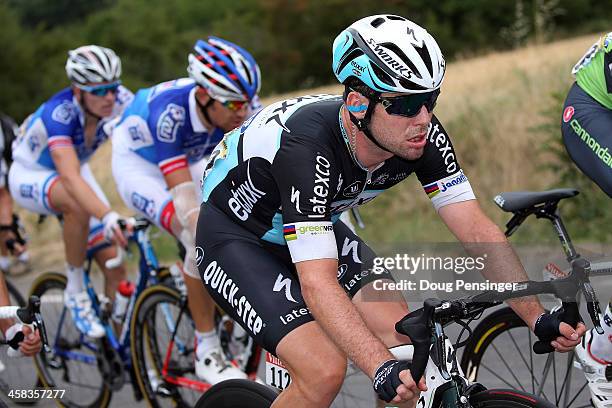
[{"x1": 461, "y1": 188, "x2": 612, "y2": 408}]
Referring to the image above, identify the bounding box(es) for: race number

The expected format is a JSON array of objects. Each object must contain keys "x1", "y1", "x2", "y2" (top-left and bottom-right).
[{"x1": 265, "y1": 352, "x2": 291, "y2": 390}]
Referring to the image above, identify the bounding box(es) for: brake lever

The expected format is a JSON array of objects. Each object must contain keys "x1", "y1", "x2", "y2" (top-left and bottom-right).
[{"x1": 582, "y1": 281, "x2": 603, "y2": 335}]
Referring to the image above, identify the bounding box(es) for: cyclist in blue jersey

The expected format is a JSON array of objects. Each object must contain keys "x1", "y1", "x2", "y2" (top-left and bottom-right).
[
  {"x1": 9, "y1": 45, "x2": 134, "y2": 339},
  {"x1": 111, "y1": 37, "x2": 261, "y2": 383},
  {"x1": 196, "y1": 15, "x2": 586, "y2": 407}
]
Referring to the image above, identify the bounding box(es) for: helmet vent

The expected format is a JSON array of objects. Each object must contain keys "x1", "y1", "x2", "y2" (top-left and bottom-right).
[
  {"x1": 414, "y1": 43, "x2": 433, "y2": 77},
  {"x1": 336, "y1": 47, "x2": 364, "y2": 74},
  {"x1": 387, "y1": 15, "x2": 406, "y2": 21},
  {"x1": 370, "y1": 17, "x2": 385, "y2": 28},
  {"x1": 369, "y1": 63, "x2": 395, "y2": 87},
  {"x1": 380, "y1": 42, "x2": 421, "y2": 79}
]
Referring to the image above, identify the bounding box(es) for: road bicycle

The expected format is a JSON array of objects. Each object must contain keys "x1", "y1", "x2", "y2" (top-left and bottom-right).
[
  {"x1": 194, "y1": 221, "x2": 604, "y2": 407},
  {"x1": 130, "y1": 250, "x2": 262, "y2": 407},
  {"x1": 30, "y1": 217, "x2": 183, "y2": 407},
  {"x1": 460, "y1": 188, "x2": 611, "y2": 408}
]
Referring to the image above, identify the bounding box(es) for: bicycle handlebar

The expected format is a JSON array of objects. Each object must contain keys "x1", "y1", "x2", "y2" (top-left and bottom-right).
[
  {"x1": 395, "y1": 256, "x2": 602, "y2": 382},
  {"x1": 104, "y1": 216, "x2": 153, "y2": 269},
  {"x1": 0, "y1": 296, "x2": 50, "y2": 355}
]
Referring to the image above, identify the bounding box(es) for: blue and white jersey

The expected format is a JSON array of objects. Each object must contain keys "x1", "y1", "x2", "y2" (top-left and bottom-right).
[
  {"x1": 12, "y1": 86, "x2": 133, "y2": 169},
  {"x1": 114, "y1": 78, "x2": 262, "y2": 177}
]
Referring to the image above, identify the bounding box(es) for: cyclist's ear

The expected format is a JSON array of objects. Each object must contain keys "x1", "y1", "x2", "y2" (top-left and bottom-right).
[{"x1": 345, "y1": 91, "x2": 369, "y2": 118}]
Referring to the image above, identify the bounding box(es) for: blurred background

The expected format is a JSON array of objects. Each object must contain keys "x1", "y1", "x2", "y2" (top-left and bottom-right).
[{"x1": 1, "y1": 0, "x2": 611, "y2": 270}]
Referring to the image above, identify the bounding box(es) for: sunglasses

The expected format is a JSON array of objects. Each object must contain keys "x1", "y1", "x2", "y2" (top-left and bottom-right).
[
  {"x1": 378, "y1": 89, "x2": 440, "y2": 118},
  {"x1": 220, "y1": 99, "x2": 249, "y2": 112},
  {"x1": 79, "y1": 81, "x2": 121, "y2": 97}
]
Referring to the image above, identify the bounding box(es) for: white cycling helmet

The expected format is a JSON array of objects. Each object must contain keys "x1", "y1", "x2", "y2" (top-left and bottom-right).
[
  {"x1": 65, "y1": 45, "x2": 122, "y2": 86},
  {"x1": 187, "y1": 37, "x2": 261, "y2": 102},
  {"x1": 333, "y1": 15, "x2": 445, "y2": 93}
]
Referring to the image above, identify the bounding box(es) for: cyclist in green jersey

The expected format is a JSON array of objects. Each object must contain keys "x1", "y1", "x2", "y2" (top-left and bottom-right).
[{"x1": 561, "y1": 32, "x2": 612, "y2": 408}]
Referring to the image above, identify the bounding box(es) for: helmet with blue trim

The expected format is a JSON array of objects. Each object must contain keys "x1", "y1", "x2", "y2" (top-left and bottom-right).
[
  {"x1": 332, "y1": 15, "x2": 445, "y2": 94},
  {"x1": 187, "y1": 37, "x2": 261, "y2": 103}
]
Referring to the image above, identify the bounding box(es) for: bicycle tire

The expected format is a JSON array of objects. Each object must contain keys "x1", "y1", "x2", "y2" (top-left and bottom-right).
[
  {"x1": 0, "y1": 279, "x2": 39, "y2": 406},
  {"x1": 195, "y1": 379, "x2": 278, "y2": 408},
  {"x1": 470, "y1": 388, "x2": 555, "y2": 407},
  {"x1": 131, "y1": 283, "x2": 200, "y2": 407},
  {"x1": 461, "y1": 307, "x2": 590, "y2": 408},
  {"x1": 30, "y1": 272, "x2": 112, "y2": 408}
]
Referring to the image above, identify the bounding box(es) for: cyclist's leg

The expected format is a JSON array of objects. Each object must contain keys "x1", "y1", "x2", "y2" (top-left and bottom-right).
[
  {"x1": 80, "y1": 163, "x2": 127, "y2": 298},
  {"x1": 561, "y1": 82, "x2": 612, "y2": 197},
  {"x1": 112, "y1": 147, "x2": 215, "y2": 334},
  {"x1": 196, "y1": 203, "x2": 347, "y2": 407},
  {"x1": 9, "y1": 161, "x2": 104, "y2": 337}
]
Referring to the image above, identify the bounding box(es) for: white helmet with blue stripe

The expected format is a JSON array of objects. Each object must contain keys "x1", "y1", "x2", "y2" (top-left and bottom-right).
[{"x1": 332, "y1": 15, "x2": 445, "y2": 93}]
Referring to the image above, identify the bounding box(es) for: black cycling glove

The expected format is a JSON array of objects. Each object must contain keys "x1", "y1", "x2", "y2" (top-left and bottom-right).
[{"x1": 372, "y1": 359, "x2": 411, "y2": 402}]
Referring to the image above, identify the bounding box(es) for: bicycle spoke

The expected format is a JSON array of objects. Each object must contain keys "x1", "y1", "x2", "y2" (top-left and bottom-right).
[
  {"x1": 505, "y1": 328, "x2": 539, "y2": 393},
  {"x1": 478, "y1": 361, "x2": 521, "y2": 390},
  {"x1": 492, "y1": 335, "x2": 526, "y2": 391},
  {"x1": 565, "y1": 377, "x2": 589, "y2": 407}
]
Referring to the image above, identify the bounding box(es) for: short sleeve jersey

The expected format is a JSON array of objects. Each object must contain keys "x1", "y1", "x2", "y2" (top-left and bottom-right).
[
  {"x1": 201, "y1": 94, "x2": 476, "y2": 263},
  {"x1": 12, "y1": 86, "x2": 134, "y2": 169},
  {"x1": 115, "y1": 78, "x2": 262, "y2": 176},
  {"x1": 573, "y1": 32, "x2": 612, "y2": 110}
]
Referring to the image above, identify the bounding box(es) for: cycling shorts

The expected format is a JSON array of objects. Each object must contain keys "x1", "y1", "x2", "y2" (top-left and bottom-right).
[
  {"x1": 561, "y1": 82, "x2": 612, "y2": 197},
  {"x1": 8, "y1": 160, "x2": 110, "y2": 252},
  {"x1": 195, "y1": 202, "x2": 394, "y2": 355}
]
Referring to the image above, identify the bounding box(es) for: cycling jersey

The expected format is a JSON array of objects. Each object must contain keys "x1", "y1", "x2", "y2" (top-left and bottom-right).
[
  {"x1": 573, "y1": 32, "x2": 612, "y2": 110},
  {"x1": 12, "y1": 86, "x2": 133, "y2": 169},
  {"x1": 113, "y1": 78, "x2": 262, "y2": 177},
  {"x1": 0, "y1": 113, "x2": 17, "y2": 188},
  {"x1": 201, "y1": 94, "x2": 475, "y2": 263}
]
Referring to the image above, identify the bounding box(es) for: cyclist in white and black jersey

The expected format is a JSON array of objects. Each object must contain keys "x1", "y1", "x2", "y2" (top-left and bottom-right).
[
  {"x1": 197, "y1": 15, "x2": 586, "y2": 407},
  {"x1": 9, "y1": 45, "x2": 134, "y2": 339}
]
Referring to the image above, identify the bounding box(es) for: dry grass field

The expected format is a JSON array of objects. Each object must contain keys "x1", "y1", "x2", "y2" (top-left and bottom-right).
[{"x1": 20, "y1": 33, "x2": 600, "y2": 271}]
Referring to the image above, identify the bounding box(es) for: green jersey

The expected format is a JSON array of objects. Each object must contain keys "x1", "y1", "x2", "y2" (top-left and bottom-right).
[{"x1": 572, "y1": 32, "x2": 612, "y2": 110}]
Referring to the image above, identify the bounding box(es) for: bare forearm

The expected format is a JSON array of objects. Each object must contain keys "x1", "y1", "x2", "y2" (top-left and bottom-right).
[
  {"x1": 302, "y1": 278, "x2": 392, "y2": 378},
  {"x1": 462, "y1": 221, "x2": 544, "y2": 328}
]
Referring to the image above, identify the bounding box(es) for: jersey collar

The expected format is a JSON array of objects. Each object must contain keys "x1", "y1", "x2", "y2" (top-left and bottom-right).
[{"x1": 189, "y1": 86, "x2": 207, "y2": 133}]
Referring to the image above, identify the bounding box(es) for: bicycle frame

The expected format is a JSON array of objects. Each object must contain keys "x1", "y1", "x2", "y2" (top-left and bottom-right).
[{"x1": 49, "y1": 220, "x2": 172, "y2": 393}]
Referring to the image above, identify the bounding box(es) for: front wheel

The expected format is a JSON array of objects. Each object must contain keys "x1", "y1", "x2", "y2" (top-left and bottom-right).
[
  {"x1": 470, "y1": 388, "x2": 556, "y2": 407},
  {"x1": 195, "y1": 379, "x2": 278, "y2": 408}
]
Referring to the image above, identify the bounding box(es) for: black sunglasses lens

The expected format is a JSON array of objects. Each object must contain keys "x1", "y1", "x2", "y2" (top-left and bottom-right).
[{"x1": 383, "y1": 90, "x2": 440, "y2": 117}]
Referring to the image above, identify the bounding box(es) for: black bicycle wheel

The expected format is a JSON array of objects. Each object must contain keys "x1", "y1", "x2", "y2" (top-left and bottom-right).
[
  {"x1": 131, "y1": 283, "x2": 199, "y2": 408},
  {"x1": 0, "y1": 280, "x2": 39, "y2": 406},
  {"x1": 461, "y1": 307, "x2": 591, "y2": 408},
  {"x1": 195, "y1": 379, "x2": 278, "y2": 408},
  {"x1": 470, "y1": 388, "x2": 555, "y2": 407},
  {"x1": 30, "y1": 272, "x2": 112, "y2": 408}
]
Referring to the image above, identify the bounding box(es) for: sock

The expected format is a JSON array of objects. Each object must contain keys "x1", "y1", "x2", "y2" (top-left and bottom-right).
[
  {"x1": 196, "y1": 330, "x2": 220, "y2": 359},
  {"x1": 65, "y1": 264, "x2": 85, "y2": 295},
  {"x1": 0, "y1": 256, "x2": 10, "y2": 272},
  {"x1": 590, "y1": 301, "x2": 612, "y2": 363}
]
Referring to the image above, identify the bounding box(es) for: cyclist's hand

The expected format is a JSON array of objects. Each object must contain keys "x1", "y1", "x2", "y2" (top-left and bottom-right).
[
  {"x1": 534, "y1": 309, "x2": 587, "y2": 353},
  {"x1": 102, "y1": 211, "x2": 130, "y2": 247},
  {"x1": 552, "y1": 321, "x2": 586, "y2": 352},
  {"x1": 18, "y1": 325, "x2": 41, "y2": 357},
  {"x1": 373, "y1": 359, "x2": 427, "y2": 403}
]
